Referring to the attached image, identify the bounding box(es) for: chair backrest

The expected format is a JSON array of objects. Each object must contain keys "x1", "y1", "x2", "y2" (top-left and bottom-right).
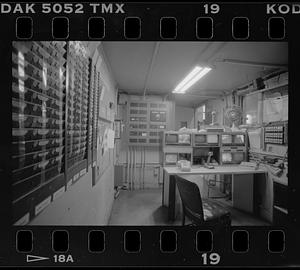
[{"x1": 175, "y1": 175, "x2": 204, "y2": 222}]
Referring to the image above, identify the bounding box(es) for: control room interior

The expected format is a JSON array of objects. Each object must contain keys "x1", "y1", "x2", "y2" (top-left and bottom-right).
[{"x1": 12, "y1": 41, "x2": 290, "y2": 228}]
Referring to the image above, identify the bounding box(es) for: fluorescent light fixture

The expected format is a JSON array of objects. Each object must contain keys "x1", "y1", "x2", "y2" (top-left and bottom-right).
[{"x1": 172, "y1": 66, "x2": 211, "y2": 94}]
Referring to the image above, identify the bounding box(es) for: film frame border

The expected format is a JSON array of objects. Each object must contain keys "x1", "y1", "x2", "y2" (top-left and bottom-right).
[{"x1": 0, "y1": 1, "x2": 299, "y2": 267}]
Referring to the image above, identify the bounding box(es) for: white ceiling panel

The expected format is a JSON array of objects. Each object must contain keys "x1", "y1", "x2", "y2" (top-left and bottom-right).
[
  {"x1": 102, "y1": 42, "x2": 155, "y2": 92},
  {"x1": 101, "y1": 41, "x2": 288, "y2": 106}
]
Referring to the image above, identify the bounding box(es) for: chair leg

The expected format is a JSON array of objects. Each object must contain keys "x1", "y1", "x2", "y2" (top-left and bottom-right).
[{"x1": 181, "y1": 205, "x2": 185, "y2": 226}]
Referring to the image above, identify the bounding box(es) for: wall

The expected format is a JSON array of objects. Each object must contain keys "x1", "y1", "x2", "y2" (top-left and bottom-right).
[
  {"x1": 29, "y1": 42, "x2": 117, "y2": 225},
  {"x1": 175, "y1": 105, "x2": 195, "y2": 129},
  {"x1": 195, "y1": 94, "x2": 234, "y2": 127},
  {"x1": 30, "y1": 166, "x2": 114, "y2": 225}
]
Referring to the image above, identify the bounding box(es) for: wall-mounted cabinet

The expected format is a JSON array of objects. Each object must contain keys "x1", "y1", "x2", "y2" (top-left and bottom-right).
[{"x1": 12, "y1": 41, "x2": 102, "y2": 225}]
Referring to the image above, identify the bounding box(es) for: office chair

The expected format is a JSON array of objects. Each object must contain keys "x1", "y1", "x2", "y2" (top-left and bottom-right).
[{"x1": 175, "y1": 175, "x2": 231, "y2": 227}]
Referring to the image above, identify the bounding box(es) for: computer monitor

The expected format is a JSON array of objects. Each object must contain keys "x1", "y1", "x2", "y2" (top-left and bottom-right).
[
  {"x1": 222, "y1": 134, "x2": 232, "y2": 144},
  {"x1": 194, "y1": 134, "x2": 206, "y2": 144},
  {"x1": 178, "y1": 133, "x2": 191, "y2": 145},
  {"x1": 233, "y1": 134, "x2": 245, "y2": 145},
  {"x1": 165, "y1": 134, "x2": 178, "y2": 144},
  {"x1": 222, "y1": 152, "x2": 232, "y2": 163},
  {"x1": 207, "y1": 134, "x2": 219, "y2": 144},
  {"x1": 232, "y1": 152, "x2": 245, "y2": 163},
  {"x1": 165, "y1": 153, "x2": 178, "y2": 164},
  {"x1": 178, "y1": 153, "x2": 191, "y2": 161}
]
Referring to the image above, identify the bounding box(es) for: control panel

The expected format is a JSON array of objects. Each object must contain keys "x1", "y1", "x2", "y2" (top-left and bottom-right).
[
  {"x1": 264, "y1": 122, "x2": 288, "y2": 145},
  {"x1": 127, "y1": 100, "x2": 172, "y2": 146}
]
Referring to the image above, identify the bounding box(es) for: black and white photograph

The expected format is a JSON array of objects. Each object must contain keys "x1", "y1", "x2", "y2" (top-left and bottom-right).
[{"x1": 12, "y1": 41, "x2": 289, "y2": 229}]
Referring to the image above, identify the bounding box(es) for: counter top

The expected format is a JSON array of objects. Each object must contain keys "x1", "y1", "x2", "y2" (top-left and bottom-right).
[{"x1": 163, "y1": 165, "x2": 267, "y2": 175}]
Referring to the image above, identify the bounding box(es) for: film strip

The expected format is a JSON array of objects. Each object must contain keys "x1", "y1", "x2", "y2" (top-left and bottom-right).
[{"x1": 0, "y1": 1, "x2": 299, "y2": 268}]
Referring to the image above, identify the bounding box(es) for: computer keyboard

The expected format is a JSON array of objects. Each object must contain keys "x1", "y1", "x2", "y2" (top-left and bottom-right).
[{"x1": 239, "y1": 161, "x2": 257, "y2": 168}]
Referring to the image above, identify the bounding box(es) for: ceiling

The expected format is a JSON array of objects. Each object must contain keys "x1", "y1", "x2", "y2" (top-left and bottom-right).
[{"x1": 102, "y1": 42, "x2": 288, "y2": 107}]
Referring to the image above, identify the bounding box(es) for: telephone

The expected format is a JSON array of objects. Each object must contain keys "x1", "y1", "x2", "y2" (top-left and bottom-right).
[
  {"x1": 204, "y1": 151, "x2": 215, "y2": 169},
  {"x1": 177, "y1": 160, "x2": 191, "y2": 172}
]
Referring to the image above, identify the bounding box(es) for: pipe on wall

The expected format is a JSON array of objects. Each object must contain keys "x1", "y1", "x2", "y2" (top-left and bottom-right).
[
  {"x1": 218, "y1": 58, "x2": 287, "y2": 69},
  {"x1": 144, "y1": 148, "x2": 146, "y2": 189}
]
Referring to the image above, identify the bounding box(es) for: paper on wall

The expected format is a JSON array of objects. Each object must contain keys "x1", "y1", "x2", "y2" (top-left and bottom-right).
[
  {"x1": 248, "y1": 128, "x2": 262, "y2": 151},
  {"x1": 92, "y1": 48, "x2": 99, "y2": 64},
  {"x1": 102, "y1": 128, "x2": 109, "y2": 154},
  {"x1": 107, "y1": 129, "x2": 115, "y2": 149},
  {"x1": 263, "y1": 95, "x2": 288, "y2": 123},
  {"x1": 100, "y1": 84, "x2": 105, "y2": 101},
  {"x1": 96, "y1": 55, "x2": 102, "y2": 70},
  {"x1": 282, "y1": 95, "x2": 288, "y2": 121}
]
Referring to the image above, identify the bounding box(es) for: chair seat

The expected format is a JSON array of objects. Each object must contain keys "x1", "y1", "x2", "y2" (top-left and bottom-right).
[{"x1": 202, "y1": 198, "x2": 230, "y2": 222}]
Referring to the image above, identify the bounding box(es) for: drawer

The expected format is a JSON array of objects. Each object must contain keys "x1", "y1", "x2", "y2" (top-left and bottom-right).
[
  {"x1": 12, "y1": 129, "x2": 46, "y2": 141},
  {"x1": 74, "y1": 124, "x2": 81, "y2": 130},
  {"x1": 12, "y1": 82, "x2": 43, "y2": 104},
  {"x1": 49, "y1": 41, "x2": 66, "y2": 55},
  {"x1": 48, "y1": 155, "x2": 64, "y2": 168},
  {"x1": 12, "y1": 128, "x2": 63, "y2": 142},
  {"x1": 47, "y1": 108, "x2": 63, "y2": 120},
  {"x1": 72, "y1": 136, "x2": 81, "y2": 143},
  {"x1": 74, "y1": 116, "x2": 81, "y2": 123},
  {"x1": 73, "y1": 111, "x2": 81, "y2": 118},
  {"x1": 13, "y1": 156, "x2": 64, "y2": 183},
  {"x1": 12, "y1": 151, "x2": 48, "y2": 170},
  {"x1": 46, "y1": 147, "x2": 64, "y2": 160},
  {"x1": 13, "y1": 173, "x2": 42, "y2": 201},
  {"x1": 12, "y1": 114, "x2": 64, "y2": 129},
  {"x1": 12, "y1": 73, "x2": 64, "y2": 102},
  {"x1": 13, "y1": 114, "x2": 43, "y2": 129},
  {"x1": 12, "y1": 191, "x2": 33, "y2": 224},
  {"x1": 38, "y1": 42, "x2": 64, "y2": 61},
  {"x1": 13, "y1": 162, "x2": 44, "y2": 182},
  {"x1": 12, "y1": 76, "x2": 42, "y2": 95},
  {"x1": 17, "y1": 61, "x2": 43, "y2": 82},
  {"x1": 12, "y1": 47, "x2": 43, "y2": 70},
  {"x1": 46, "y1": 98, "x2": 63, "y2": 110},
  {"x1": 67, "y1": 157, "x2": 75, "y2": 168},
  {"x1": 45, "y1": 86, "x2": 64, "y2": 101},
  {"x1": 12, "y1": 139, "x2": 64, "y2": 156},
  {"x1": 12, "y1": 100, "x2": 42, "y2": 116},
  {"x1": 45, "y1": 165, "x2": 63, "y2": 181},
  {"x1": 47, "y1": 76, "x2": 60, "y2": 91}
]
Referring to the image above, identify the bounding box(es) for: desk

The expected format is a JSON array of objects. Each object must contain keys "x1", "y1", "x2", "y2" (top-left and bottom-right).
[{"x1": 162, "y1": 165, "x2": 267, "y2": 221}]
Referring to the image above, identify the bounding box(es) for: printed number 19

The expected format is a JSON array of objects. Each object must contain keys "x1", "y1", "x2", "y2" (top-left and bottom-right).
[
  {"x1": 204, "y1": 4, "x2": 220, "y2": 14},
  {"x1": 202, "y1": 253, "x2": 220, "y2": 265}
]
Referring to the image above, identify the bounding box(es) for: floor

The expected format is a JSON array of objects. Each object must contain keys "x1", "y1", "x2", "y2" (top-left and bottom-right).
[{"x1": 108, "y1": 188, "x2": 271, "y2": 226}]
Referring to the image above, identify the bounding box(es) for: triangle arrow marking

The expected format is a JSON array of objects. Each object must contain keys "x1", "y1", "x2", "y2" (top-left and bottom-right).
[{"x1": 26, "y1": 255, "x2": 49, "y2": 262}]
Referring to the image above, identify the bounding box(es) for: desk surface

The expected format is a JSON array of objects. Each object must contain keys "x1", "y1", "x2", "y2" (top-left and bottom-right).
[{"x1": 164, "y1": 165, "x2": 267, "y2": 175}]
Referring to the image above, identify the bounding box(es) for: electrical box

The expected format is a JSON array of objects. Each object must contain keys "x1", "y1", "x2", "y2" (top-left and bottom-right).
[{"x1": 127, "y1": 100, "x2": 172, "y2": 146}]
